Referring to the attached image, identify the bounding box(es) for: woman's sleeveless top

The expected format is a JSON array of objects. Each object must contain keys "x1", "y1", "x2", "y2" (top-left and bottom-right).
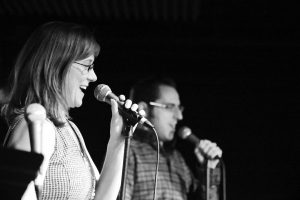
[
  {"x1": 4, "y1": 116, "x2": 97, "y2": 200},
  {"x1": 41, "y1": 120, "x2": 96, "y2": 200}
]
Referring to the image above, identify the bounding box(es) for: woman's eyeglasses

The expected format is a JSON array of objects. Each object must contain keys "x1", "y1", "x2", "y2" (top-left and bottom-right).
[{"x1": 74, "y1": 62, "x2": 94, "y2": 74}]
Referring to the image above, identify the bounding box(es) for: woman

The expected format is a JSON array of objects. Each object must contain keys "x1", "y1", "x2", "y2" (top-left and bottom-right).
[{"x1": 1, "y1": 21, "x2": 138, "y2": 200}]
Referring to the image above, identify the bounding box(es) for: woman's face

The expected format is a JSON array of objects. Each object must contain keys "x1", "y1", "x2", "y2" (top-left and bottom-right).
[{"x1": 64, "y1": 55, "x2": 97, "y2": 108}]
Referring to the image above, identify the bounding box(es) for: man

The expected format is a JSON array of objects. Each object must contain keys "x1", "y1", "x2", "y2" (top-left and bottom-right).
[{"x1": 125, "y1": 76, "x2": 223, "y2": 200}]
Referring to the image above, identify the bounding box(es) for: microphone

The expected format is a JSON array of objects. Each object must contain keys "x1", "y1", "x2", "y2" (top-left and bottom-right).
[
  {"x1": 178, "y1": 126, "x2": 200, "y2": 146},
  {"x1": 25, "y1": 103, "x2": 46, "y2": 153},
  {"x1": 178, "y1": 126, "x2": 221, "y2": 159},
  {"x1": 94, "y1": 84, "x2": 154, "y2": 128}
]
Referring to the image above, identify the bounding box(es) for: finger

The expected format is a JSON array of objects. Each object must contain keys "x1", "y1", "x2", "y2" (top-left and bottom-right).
[
  {"x1": 206, "y1": 142, "x2": 217, "y2": 153},
  {"x1": 119, "y1": 94, "x2": 126, "y2": 101},
  {"x1": 199, "y1": 140, "x2": 218, "y2": 155},
  {"x1": 199, "y1": 140, "x2": 211, "y2": 152},
  {"x1": 199, "y1": 139, "x2": 210, "y2": 147},
  {"x1": 131, "y1": 103, "x2": 138, "y2": 112},
  {"x1": 215, "y1": 148, "x2": 222, "y2": 158},
  {"x1": 138, "y1": 109, "x2": 146, "y2": 117},
  {"x1": 124, "y1": 99, "x2": 132, "y2": 109},
  {"x1": 208, "y1": 147, "x2": 222, "y2": 159},
  {"x1": 206, "y1": 148, "x2": 219, "y2": 159},
  {"x1": 194, "y1": 148, "x2": 205, "y2": 163}
]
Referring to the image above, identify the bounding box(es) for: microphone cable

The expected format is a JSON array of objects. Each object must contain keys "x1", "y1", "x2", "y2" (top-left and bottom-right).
[
  {"x1": 220, "y1": 158, "x2": 226, "y2": 200},
  {"x1": 150, "y1": 127, "x2": 160, "y2": 200},
  {"x1": 126, "y1": 126, "x2": 159, "y2": 200},
  {"x1": 207, "y1": 158, "x2": 226, "y2": 200}
]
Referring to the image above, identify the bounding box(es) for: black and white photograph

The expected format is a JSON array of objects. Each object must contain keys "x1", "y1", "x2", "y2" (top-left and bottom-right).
[{"x1": 0, "y1": 1, "x2": 298, "y2": 200}]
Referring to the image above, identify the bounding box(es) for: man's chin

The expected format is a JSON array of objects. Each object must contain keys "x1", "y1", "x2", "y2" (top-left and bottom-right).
[{"x1": 167, "y1": 134, "x2": 175, "y2": 141}]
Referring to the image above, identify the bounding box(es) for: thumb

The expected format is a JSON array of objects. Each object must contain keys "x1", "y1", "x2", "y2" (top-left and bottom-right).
[
  {"x1": 110, "y1": 99, "x2": 118, "y2": 115},
  {"x1": 194, "y1": 147, "x2": 205, "y2": 164},
  {"x1": 109, "y1": 98, "x2": 124, "y2": 140}
]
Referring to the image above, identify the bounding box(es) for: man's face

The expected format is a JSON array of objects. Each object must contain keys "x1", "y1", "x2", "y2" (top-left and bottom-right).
[{"x1": 148, "y1": 85, "x2": 183, "y2": 142}]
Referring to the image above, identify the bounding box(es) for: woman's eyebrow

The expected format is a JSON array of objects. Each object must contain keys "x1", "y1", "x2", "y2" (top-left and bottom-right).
[{"x1": 78, "y1": 58, "x2": 94, "y2": 64}]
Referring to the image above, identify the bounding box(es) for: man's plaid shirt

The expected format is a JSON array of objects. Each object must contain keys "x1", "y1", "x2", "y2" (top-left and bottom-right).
[
  {"x1": 125, "y1": 130, "x2": 221, "y2": 200},
  {"x1": 125, "y1": 138, "x2": 197, "y2": 200}
]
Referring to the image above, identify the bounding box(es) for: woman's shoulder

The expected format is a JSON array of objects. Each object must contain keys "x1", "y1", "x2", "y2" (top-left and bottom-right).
[
  {"x1": 5, "y1": 117, "x2": 56, "y2": 154},
  {"x1": 4, "y1": 117, "x2": 28, "y2": 149}
]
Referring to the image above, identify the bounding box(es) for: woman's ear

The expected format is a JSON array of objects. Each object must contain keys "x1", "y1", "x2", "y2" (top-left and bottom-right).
[{"x1": 138, "y1": 101, "x2": 149, "y2": 117}]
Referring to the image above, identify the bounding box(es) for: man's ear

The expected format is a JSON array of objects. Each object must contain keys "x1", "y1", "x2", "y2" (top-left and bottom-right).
[{"x1": 138, "y1": 101, "x2": 149, "y2": 117}]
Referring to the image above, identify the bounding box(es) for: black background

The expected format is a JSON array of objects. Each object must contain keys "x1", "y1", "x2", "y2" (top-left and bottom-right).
[{"x1": 0, "y1": 1, "x2": 299, "y2": 199}]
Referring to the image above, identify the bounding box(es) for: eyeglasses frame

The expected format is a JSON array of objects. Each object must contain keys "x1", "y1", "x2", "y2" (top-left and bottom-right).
[
  {"x1": 149, "y1": 101, "x2": 184, "y2": 113},
  {"x1": 74, "y1": 61, "x2": 94, "y2": 73}
]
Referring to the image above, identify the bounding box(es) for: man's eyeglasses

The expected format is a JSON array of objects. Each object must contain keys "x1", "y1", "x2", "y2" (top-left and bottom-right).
[
  {"x1": 149, "y1": 101, "x2": 184, "y2": 113},
  {"x1": 74, "y1": 62, "x2": 94, "y2": 74}
]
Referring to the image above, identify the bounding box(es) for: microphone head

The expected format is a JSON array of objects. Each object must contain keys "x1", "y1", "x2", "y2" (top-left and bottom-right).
[
  {"x1": 25, "y1": 103, "x2": 46, "y2": 122},
  {"x1": 94, "y1": 84, "x2": 111, "y2": 102},
  {"x1": 178, "y1": 126, "x2": 192, "y2": 139}
]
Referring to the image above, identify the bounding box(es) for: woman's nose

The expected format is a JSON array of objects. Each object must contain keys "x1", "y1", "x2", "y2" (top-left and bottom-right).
[{"x1": 88, "y1": 69, "x2": 97, "y2": 82}]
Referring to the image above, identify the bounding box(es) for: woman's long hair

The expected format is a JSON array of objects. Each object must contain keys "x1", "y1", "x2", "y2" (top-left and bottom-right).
[{"x1": 1, "y1": 21, "x2": 100, "y2": 126}]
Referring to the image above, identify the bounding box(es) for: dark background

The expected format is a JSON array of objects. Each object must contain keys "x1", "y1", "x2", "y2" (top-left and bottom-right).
[{"x1": 0, "y1": 0, "x2": 299, "y2": 199}]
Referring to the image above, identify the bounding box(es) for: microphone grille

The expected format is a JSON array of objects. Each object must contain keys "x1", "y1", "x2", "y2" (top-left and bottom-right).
[
  {"x1": 25, "y1": 103, "x2": 46, "y2": 122},
  {"x1": 94, "y1": 84, "x2": 111, "y2": 102},
  {"x1": 177, "y1": 126, "x2": 192, "y2": 139}
]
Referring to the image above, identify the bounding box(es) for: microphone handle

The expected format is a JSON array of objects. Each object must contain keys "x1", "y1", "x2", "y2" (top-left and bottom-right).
[
  {"x1": 185, "y1": 134, "x2": 200, "y2": 146},
  {"x1": 185, "y1": 134, "x2": 221, "y2": 160},
  {"x1": 105, "y1": 94, "x2": 154, "y2": 128},
  {"x1": 117, "y1": 104, "x2": 142, "y2": 126},
  {"x1": 102, "y1": 92, "x2": 140, "y2": 126},
  {"x1": 28, "y1": 121, "x2": 43, "y2": 153}
]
